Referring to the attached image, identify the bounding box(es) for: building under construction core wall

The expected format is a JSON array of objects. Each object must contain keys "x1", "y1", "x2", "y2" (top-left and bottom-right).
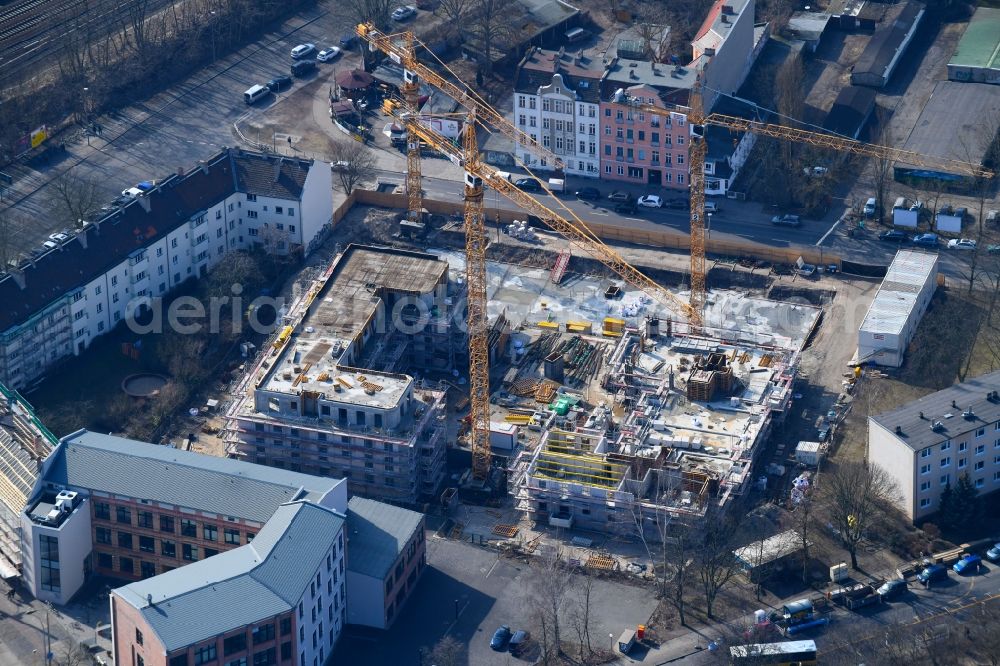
[
  {"x1": 509, "y1": 314, "x2": 808, "y2": 541},
  {"x1": 226, "y1": 245, "x2": 470, "y2": 504}
]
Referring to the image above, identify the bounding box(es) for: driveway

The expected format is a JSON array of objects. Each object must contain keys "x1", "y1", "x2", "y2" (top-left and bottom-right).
[{"x1": 333, "y1": 535, "x2": 659, "y2": 665}]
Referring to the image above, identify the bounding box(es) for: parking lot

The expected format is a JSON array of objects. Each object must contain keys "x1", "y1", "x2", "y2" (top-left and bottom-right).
[{"x1": 332, "y1": 535, "x2": 658, "y2": 665}]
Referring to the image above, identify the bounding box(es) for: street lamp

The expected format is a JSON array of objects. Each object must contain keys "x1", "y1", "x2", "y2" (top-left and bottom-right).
[
  {"x1": 210, "y1": 11, "x2": 217, "y2": 62},
  {"x1": 82, "y1": 87, "x2": 90, "y2": 145}
]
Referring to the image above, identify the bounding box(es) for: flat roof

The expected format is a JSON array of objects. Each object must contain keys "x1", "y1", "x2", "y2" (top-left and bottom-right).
[
  {"x1": 259, "y1": 245, "x2": 448, "y2": 404},
  {"x1": 898, "y1": 81, "x2": 1000, "y2": 171},
  {"x1": 345, "y1": 496, "x2": 423, "y2": 580},
  {"x1": 859, "y1": 250, "x2": 938, "y2": 336},
  {"x1": 948, "y1": 8, "x2": 1000, "y2": 70},
  {"x1": 734, "y1": 529, "x2": 806, "y2": 568},
  {"x1": 115, "y1": 501, "x2": 344, "y2": 652},
  {"x1": 871, "y1": 370, "x2": 1000, "y2": 451},
  {"x1": 42, "y1": 430, "x2": 341, "y2": 523}
]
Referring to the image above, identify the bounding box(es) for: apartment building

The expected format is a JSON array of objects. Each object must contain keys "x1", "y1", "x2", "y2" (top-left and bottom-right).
[
  {"x1": 513, "y1": 48, "x2": 603, "y2": 177},
  {"x1": 0, "y1": 148, "x2": 332, "y2": 391},
  {"x1": 20, "y1": 429, "x2": 347, "y2": 604},
  {"x1": 111, "y1": 500, "x2": 346, "y2": 666},
  {"x1": 345, "y1": 496, "x2": 426, "y2": 629},
  {"x1": 0, "y1": 383, "x2": 56, "y2": 579},
  {"x1": 227, "y1": 245, "x2": 454, "y2": 504},
  {"x1": 869, "y1": 370, "x2": 1000, "y2": 522}
]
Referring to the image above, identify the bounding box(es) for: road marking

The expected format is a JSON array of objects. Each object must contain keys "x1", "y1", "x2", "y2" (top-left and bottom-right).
[
  {"x1": 485, "y1": 557, "x2": 500, "y2": 579},
  {"x1": 816, "y1": 213, "x2": 846, "y2": 246}
]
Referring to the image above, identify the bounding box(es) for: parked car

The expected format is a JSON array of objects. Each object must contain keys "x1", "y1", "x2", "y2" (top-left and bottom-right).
[
  {"x1": 771, "y1": 214, "x2": 801, "y2": 227},
  {"x1": 574, "y1": 186, "x2": 600, "y2": 200},
  {"x1": 948, "y1": 238, "x2": 977, "y2": 250},
  {"x1": 987, "y1": 209, "x2": 999, "y2": 225},
  {"x1": 317, "y1": 46, "x2": 342, "y2": 62},
  {"x1": 48, "y1": 232, "x2": 70, "y2": 243},
  {"x1": 392, "y1": 5, "x2": 417, "y2": 20},
  {"x1": 986, "y1": 542, "x2": 1000, "y2": 561},
  {"x1": 290, "y1": 43, "x2": 316, "y2": 59},
  {"x1": 803, "y1": 166, "x2": 829, "y2": 177},
  {"x1": 42, "y1": 240, "x2": 58, "y2": 250},
  {"x1": 863, "y1": 197, "x2": 877, "y2": 217},
  {"x1": 615, "y1": 201, "x2": 638, "y2": 215},
  {"x1": 988, "y1": 245, "x2": 1000, "y2": 255},
  {"x1": 267, "y1": 75, "x2": 292, "y2": 92},
  {"x1": 954, "y1": 554, "x2": 982, "y2": 574},
  {"x1": 514, "y1": 178, "x2": 540, "y2": 192},
  {"x1": 331, "y1": 161, "x2": 350, "y2": 172},
  {"x1": 879, "y1": 230, "x2": 909, "y2": 243},
  {"x1": 877, "y1": 579, "x2": 907, "y2": 599},
  {"x1": 666, "y1": 198, "x2": 689, "y2": 210},
  {"x1": 917, "y1": 563, "x2": 948, "y2": 584},
  {"x1": 290, "y1": 60, "x2": 316, "y2": 77},
  {"x1": 490, "y1": 625, "x2": 512, "y2": 651},
  {"x1": 608, "y1": 190, "x2": 631, "y2": 203},
  {"x1": 703, "y1": 201, "x2": 720, "y2": 214},
  {"x1": 913, "y1": 233, "x2": 939, "y2": 248},
  {"x1": 637, "y1": 195, "x2": 663, "y2": 208},
  {"x1": 509, "y1": 630, "x2": 530, "y2": 655},
  {"x1": 339, "y1": 34, "x2": 357, "y2": 48}
]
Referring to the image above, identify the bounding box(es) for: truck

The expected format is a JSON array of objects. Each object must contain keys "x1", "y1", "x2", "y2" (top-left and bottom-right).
[
  {"x1": 547, "y1": 178, "x2": 565, "y2": 193},
  {"x1": 843, "y1": 583, "x2": 881, "y2": 610}
]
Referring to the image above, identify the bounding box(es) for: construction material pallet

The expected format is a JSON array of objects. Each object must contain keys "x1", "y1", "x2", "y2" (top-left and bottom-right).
[
  {"x1": 586, "y1": 554, "x2": 618, "y2": 571},
  {"x1": 492, "y1": 524, "x2": 519, "y2": 538}
]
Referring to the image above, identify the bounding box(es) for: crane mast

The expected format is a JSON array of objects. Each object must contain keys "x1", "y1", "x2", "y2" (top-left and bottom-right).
[
  {"x1": 687, "y1": 81, "x2": 708, "y2": 318},
  {"x1": 460, "y1": 113, "x2": 493, "y2": 481},
  {"x1": 400, "y1": 32, "x2": 423, "y2": 222}
]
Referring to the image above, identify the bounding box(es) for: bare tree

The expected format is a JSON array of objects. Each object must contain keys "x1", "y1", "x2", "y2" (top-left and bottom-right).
[
  {"x1": 330, "y1": 140, "x2": 377, "y2": 196},
  {"x1": 820, "y1": 461, "x2": 899, "y2": 569},
  {"x1": 0, "y1": 209, "x2": 14, "y2": 271},
  {"x1": 870, "y1": 108, "x2": 894, "y2": 226},
  {"x1": 50, "y1": 173, "x2": 106, "y2": 229},
  {"x1": 792, "y1": 492, "x2": 815, "y2": 583},
  {"x1": 421, "y1": 635, "x2": 463, "y2": 666},
  {"x1": 53, "y1": 641, "x2": 91, "y2": 666},
  {"x1": 437, "y1": 0, "x2": 475, "y2": 24},
  {"x1": 634, "y1": 6, "x2": 672, "y2": 63},
  {"x1": 695, "y1": 519, "x2": 741, "y2": 619},
  {"x1": 569, "y1": 575, "x2": 595, "y2": 661},
  {"x1": 468, "y1": 0, "x2": 516, "y2": 74},
  {"x1": 530, "y1": 550, "x2": 572, "y2": 660}
]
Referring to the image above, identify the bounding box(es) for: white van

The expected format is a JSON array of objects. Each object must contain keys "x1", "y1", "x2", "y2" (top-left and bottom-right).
[
  {"x1": 703, "y1": 201, "x2": 720, "y2": 214},
  {"x1": 244, "y1": 84, "x2": 269, "y2": 105}
]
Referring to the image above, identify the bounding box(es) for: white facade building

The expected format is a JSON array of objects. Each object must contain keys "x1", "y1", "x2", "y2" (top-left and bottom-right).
[
  {"x1": 858, "y1": 250, "x2": 938, "y2": 367},
  {"x1": 514, "y1": 50, "x2": 603, "y2": 177},
  {"x1": 869, "y1": 370, "x2": 1000, "y2": 521},
  {"x1": 0, "y1": 149, "x2": 332, "y2": 390}
]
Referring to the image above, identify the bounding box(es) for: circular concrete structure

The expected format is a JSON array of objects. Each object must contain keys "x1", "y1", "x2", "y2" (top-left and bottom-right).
[{"x1": 121, "y1": 373, "x2": 168, "y2": 398}]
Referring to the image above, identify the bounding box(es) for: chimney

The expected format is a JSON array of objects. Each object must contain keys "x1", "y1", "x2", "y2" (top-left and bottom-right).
[
  {"x1": 177, "y1": 166, "x2": 185, "y2": 177},
  {"x1": 952, "y1": 399, "x2": 958, "y2": 408},
  {"x1": 919, "y1": 411, "x2": 925, "y2": 419},
  {"x1": 895, "y1": 425, "x2": 903, "y2": 435},
  {"x1": 198, "y1": 160, "x2": 209, "y2": 175},
  {"x1": 273, "y1": 157, "x2": 284, "y2": 183},
  {"x1": 147, "y1": 593, "x2": 153, "y2": 606}
]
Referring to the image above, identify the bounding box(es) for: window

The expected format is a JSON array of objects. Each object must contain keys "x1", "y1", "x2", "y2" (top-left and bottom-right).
[
  {"x1": 96, "y1": 527, "x2": 112, "y2": 544},
  {"x1": 246, "y1": 194, "x2": 257, "y2": 202},
  {"x1": 247, "y1": 211, "x2": 258, "y2": 219},
  {"x1": 94, "y1": 502, "x2": 110, "y2": 520},
  {"x1": 959, "y1": 442, "x2": 968, "y2": 452},
  {"x1": 252, "y1": 648, "x2": 275, "y2": 666},
  {"x1": 921, "y1": 447, "x2": 932, "y2": 458},
  {"x1": 941, "y1": 456, "x2": 951, "y2": 467},
  {"x1": 975, "y1": 444, "x2": 984, "y2": 455},
  {"x1": 959, "y1": 458, "x2": 967, "y2": 469},
  {"x1": 677, "y1": 154, "x2": 684, "y2": 165},
  {"x1": 280, "y1": 618, "x2": 292, "y2": 636},
  {"x1": 195, "y1": 644, "x2": 218, "y2": 666},
  {"x1": 941, "y1": 441, "x2": 951, "y2": 451},
  {"x1": 120, "y1": 557, "x2": 133, "y2": 574},
  {"x1": 181, "y1": 519, "x2": 197, "y2": 537},
  {"x1": 39, "y1": 535, "x2": 60, "y2": 592},
  {"x1": 224, "y1": 634, "x2": 247, "y2": 656},
  {"x1": 161, "y1": 540, "x2": 176, "y2": 558},
  {"x1": 136, "y1": 629, "x2": 144, "y2": 646},
  {"x1": 920, "y1": 498, "x2": 931, "y2": 508},
  {"x1": 170, "y1": 656, "x2": 189, "y2": 666},
  {"x1": 138, "y1": 511, "x2": 153, "y2": 529},
  {"x1": 97, "y1": 552, "x2": 112, "y2": 569},
  {"x1": 977, "y1": 427, "x2": 986, "y2": 437},
  {"x1": 141, "y1": 561, "x2": 156, "y2": 578},
  {"x1": 139, "y1": 535, "x2": 154, "y2": 552},
  {"x1": 920, "y1": 481, "x2": 931, "y2": 491},
  {"x1": 281, "y1": 642, "x2": 292, "y2": 661},
  {"x1": 253, "y1": 623, "x2": 275, "y2": 645},
  {"x1": 183, "y1": 543, "x2": 199, "y2": 561},
  {"x1": 204, "y1": 524, "x2": 218, "y2": 541},
  {"x1": 225, "y1": 528, "x2": 240, "y2": 545},
  {"x1": 976, "y1": 478, "x2": 985, "y2": 488},
  {"x1": 975, "y1": 461, "x2": 985, "y2": 471},
  {"x1": 118, "y1": 532, "x2": 133, "y2": 550},
  {"x1": 115, "y1": 506, "x2": 131, "y2": 524},
  {"x1": 160, "y1": 515, "x2": 174, "y2": 532},
  {"x1": 941, "y1": 474, "x2": 950, "y2": 486}
]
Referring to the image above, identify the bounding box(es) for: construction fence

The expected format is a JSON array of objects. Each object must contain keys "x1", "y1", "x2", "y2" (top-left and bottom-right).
[{"x1": 338, "y1": 190, "x2": 842, "y2": 269}]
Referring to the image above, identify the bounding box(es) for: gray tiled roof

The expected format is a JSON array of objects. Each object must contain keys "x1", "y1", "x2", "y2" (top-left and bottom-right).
[
  {"x1": 44, "y1": 430, "x2": 340, "y2": 523},
  {"x1": 232, "y1": 151, "x2": 311, "y2": 201},
  {"x1": 346, "y1": 497, "x2": 423, "y2": 580},
  {"x1": 115, "y1": 501, "x2": 345, "y2": 652},
  {"x1": 871, "y1": 370, "x2": 1000, "y2": 451}
]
